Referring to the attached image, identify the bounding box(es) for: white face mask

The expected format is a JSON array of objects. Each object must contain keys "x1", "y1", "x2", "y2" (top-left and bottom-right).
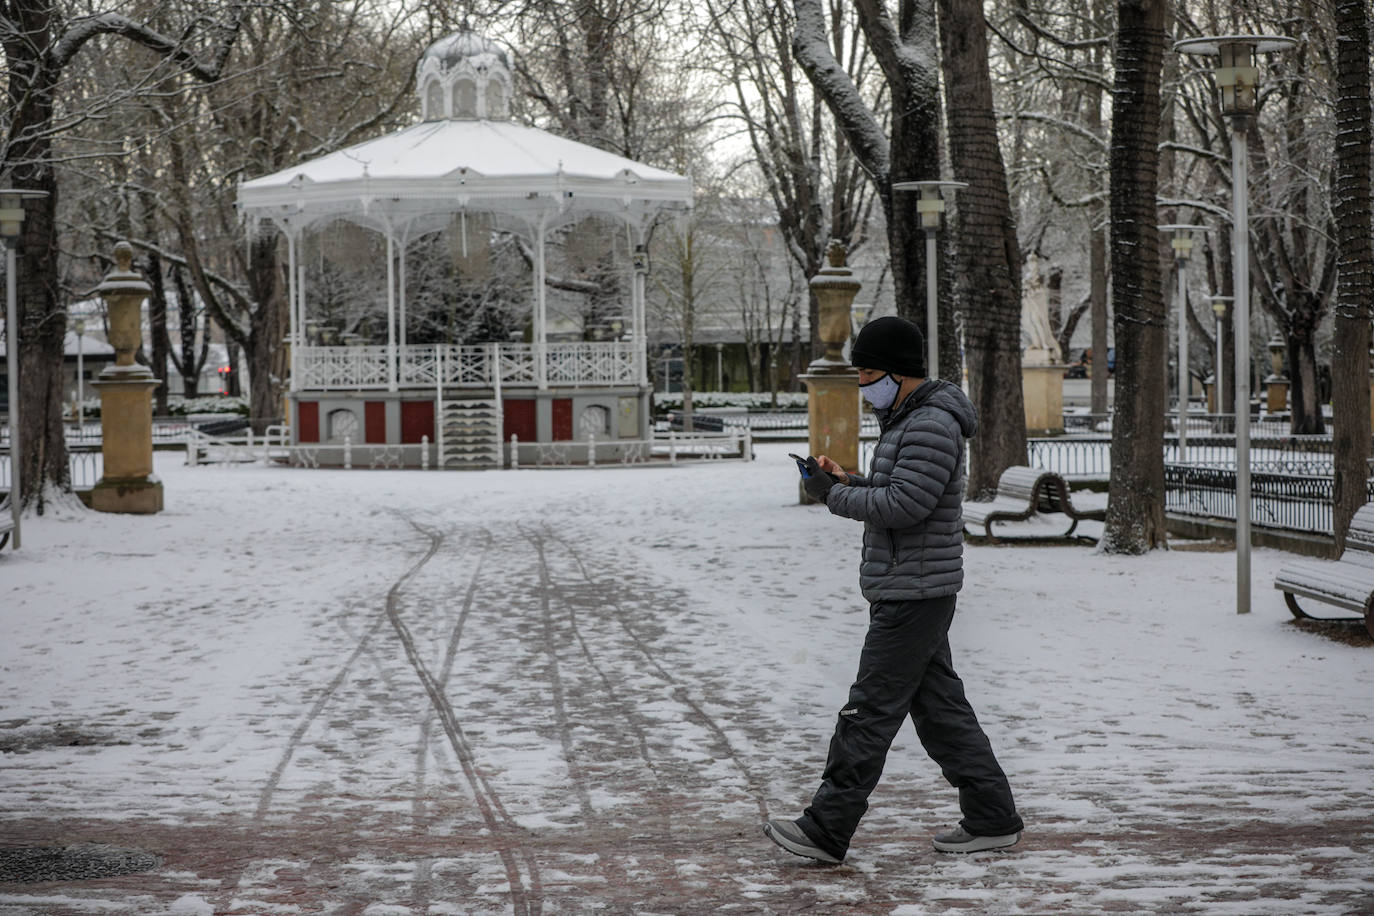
[{"x1": 859, "y1": 372, "x2": 901, "y2": 409}]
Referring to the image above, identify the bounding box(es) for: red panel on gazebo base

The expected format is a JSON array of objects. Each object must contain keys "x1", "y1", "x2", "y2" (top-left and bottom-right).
[
  {"x1": 365, "y1": 402, "x2": 387, "y2": 443},
  {"x1": 504, "y1": 399, "x2": 535, "y2": 442},
  {"x1": 298, "y1": 402, "x2": 319, "y2": 443},
  {"x1": 401, "y1": 401, "x2": 434, "y2": 444},
  {"x1": 553, "y1": 398, "x2": 572, "y2": 441}
]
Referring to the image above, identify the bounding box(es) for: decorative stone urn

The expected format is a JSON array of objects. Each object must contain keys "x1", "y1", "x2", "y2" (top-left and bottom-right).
[
  {"x1": 90, "y1": 241, "x2": 163, "y2": 514},
  {"x1": 798, "y1": 240, "x2": 861, "y2": 503},
  {"x1": 808, "y1": 240, "x2": 863, "y2": 372}
]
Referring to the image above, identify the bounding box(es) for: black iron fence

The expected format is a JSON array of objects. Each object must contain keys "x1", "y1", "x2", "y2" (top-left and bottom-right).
[
  {"x1": 1163, "y1": 464, "x2": 1374, "y2": 536},
  {"x1": 0, "y1": 446, "x2": 102, "y2": 492},
  {"x1": 1027, "y1": 434, "x2": 1368, "y2": 480}
]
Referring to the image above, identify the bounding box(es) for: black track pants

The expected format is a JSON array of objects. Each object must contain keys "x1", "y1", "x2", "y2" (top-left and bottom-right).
[{"x1": 797, "y1": 595, "x2": 1023, "y2": 859}]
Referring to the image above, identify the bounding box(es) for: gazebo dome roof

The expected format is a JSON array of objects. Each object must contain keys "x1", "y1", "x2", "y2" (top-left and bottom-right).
[
  {"x1": 238, "y1": 27, "x2": 691, "y2": 238},
  {"x1": 416, "y1": 28, "x2": 513, "y2": 122},
  {"x1": 419, "y1": 30, "x2": 510, "y2": 71}
]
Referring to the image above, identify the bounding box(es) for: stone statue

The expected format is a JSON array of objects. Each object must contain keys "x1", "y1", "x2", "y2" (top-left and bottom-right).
[{"x1": 1021, "y1": 255, "x2": 1058, "y2": 366}]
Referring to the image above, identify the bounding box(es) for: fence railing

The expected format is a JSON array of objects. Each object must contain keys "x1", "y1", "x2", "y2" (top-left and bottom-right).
[
  {"x1": 1027, "y1": 434, "x2": 1372, "y2": 480},
  {"x1": 0, "y1": 446, "x2": 103, "y2": 491},
  {"x1": 1163, "y1": 464, "x2": 1374, "y2": 536},
  {"x1": 297, "y1": 341, "x2": 636, "y2": 390}
]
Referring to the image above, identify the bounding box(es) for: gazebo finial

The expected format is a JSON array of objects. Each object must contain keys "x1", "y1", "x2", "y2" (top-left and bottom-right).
[{"x1": 417, "y1": 26, "x2": 512, "y2": 121}]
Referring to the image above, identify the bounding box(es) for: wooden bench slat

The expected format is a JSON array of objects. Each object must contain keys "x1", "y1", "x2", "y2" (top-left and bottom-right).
[
  {"x1": 963, "y1": 465, "x2": 1101, "y2": 541},
  {"x1": 1274, "y1": 506, "x2": 1374, "y2": 634}
]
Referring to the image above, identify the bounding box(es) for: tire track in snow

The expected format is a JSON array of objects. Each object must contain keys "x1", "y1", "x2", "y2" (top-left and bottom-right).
[
  {"x1": 521, "y1": 526, "x2": 668, "y2": 803},
  {"x1": 223, "y1": 520, "x2": 427, "y2": 911},
  {"x1": 390, "y1": 514, "x2": 542, "y2": 916},
  {"x1": 409, "y1": 524, "x2": 493, "y2": 914},
  {"x1": 252, "y1": 595, "x2": 394, "y2": 822},
  {"x1": 540, "y1": 523, "x2": 770, "y2": 823},
  {"x1": 522, "y1": 526, "x2": 597, "y2": 823},
  {"x1": 522, "y1": 526, "x2": 670, "y2": 890}
]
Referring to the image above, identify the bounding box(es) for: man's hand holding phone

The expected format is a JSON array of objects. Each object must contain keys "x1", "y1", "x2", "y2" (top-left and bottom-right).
[
  {"x1": 815, "y1": 455, "x2": 849, "y2": 483},
  {"x1": 790, "y1": 453, "x2": 848, "y2": 502}
]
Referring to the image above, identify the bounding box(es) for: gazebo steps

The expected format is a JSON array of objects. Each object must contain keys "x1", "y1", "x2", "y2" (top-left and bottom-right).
[{"x1": 439, "y1": 399, "x2": 503, "y2": 469}]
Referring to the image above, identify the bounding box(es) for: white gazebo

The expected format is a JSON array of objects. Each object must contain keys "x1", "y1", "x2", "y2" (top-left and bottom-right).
[{"x1": 237, "y1": 29, "x2": 692, "y2": 467}]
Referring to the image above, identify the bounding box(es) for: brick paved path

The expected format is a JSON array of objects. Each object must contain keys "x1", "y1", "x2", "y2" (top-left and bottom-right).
[{"x1": 2, "y1": 463, "x2": 1372, "y2": 914}]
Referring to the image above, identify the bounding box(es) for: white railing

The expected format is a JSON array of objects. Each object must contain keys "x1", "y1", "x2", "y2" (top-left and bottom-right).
[
  {"x1": 298, "y1": 341, "x2": 633, "y2": 390},
  {"x1": 298, "y1": 345, "x2": 390, "y2": 389},
  {"x1": 545, "y1": 341, "x2": 637, "y2": 385}
]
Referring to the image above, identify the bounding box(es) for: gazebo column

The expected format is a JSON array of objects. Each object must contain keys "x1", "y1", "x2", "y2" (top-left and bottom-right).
[
  {"x1": 399, "y1": 237, "x2": 408, "y2": 353},
  {"x1": 386, "y1": 231, "x2": 398, "y2": 392},
  {"x1": 285, "y1": 227, "x2": 300, "y2": 394},
  {"x1": 298, "y1": 253, "x2": 306, "y2": 353},
  {"x1": 534, "y1": 214, "x2": 549, "y2": 390},
  {"x1": 631, "y1": 228, "x2": 648, "y2": 387}
]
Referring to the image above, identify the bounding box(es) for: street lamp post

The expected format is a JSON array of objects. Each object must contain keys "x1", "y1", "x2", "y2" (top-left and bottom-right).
[
  {"x1": 73, "y1": 318, "x2": 86, "y2": 437},
  {"x1": 892, "y1": 180, "x2": 966, "y2": 380},
  {"x1": 1159, "y1": 224, "x2": 1208, "y2": 457},
  {"x1": 1175, "y1": 35, "x2": 1297, "y2": 615},
  {"x1": 0, "y1": 188, "x2": 49, "y2": 550}
]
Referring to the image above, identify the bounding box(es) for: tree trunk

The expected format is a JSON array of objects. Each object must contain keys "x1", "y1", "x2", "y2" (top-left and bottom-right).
[
  {"x1": 227, "y1": 340, "x2": 243, "y2": 397},
  {"x1": 4, "y1": 6, "x2": 70, "y2": 511},
  {"x1": 1332, "y1": 0, "x2": 1374, "y2": 550},
  {"x1": 871, "y1": 1, "x2": 948, "y2": 381},
  {"x1": 245, "y1": 235, "x2": 288, "y2": 433},
  {"x1": 1090, "y1": 215, "x2": 1110, "y2": 415},
  {"x1": 937, "y1": 0, "x2": 1024, "y2": 497},
  {"x1": 145, "y1": 251, "x2": 171, "y2": 416},
  {"x1": 1102, "y1": 0, "x2": 1168, "y2": 554},
  {"x1": 1084, "y1": 44, "x2": 1110, "y2": 417},
  {"x1": 1285, "y1": 325, "x2": 1324, "y2": 435}
]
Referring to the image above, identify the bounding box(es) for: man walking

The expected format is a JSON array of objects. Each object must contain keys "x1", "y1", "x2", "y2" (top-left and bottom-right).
[{"x1": 764, "y1": 315, "x2": 1023, "y2": 864}]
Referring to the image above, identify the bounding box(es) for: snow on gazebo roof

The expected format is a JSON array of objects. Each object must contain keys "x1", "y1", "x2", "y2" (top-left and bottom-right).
[{"x1": 237, "y1": 29, "x2": 692, "y2": 238}]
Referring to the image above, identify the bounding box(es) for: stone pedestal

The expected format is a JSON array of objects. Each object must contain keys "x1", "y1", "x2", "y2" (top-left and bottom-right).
[
  {"x1": 801, "y1": 240, "x2": 861, "y2": 503},
  {"x1": 801, "y1": 372, "x2": 861, "y2": 489},
  {"x1": 1022, "y1": 364, "x2": 1065, "y2": 435},
  {"x1": 1265, "y1": 376, "x2": 1289, "y2": 414},
  {"x1": 91, "y1": 241, "x2": 163, "y2": 514}
]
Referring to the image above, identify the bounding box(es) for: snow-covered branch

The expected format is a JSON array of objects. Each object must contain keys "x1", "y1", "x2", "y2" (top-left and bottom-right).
[
  {"x1": 791, "y1": 0, "x2": 889, "y2": 184},
  {"x1": 51, "y1": 4, "x2": 248, "y2": 82},
  {"x1": 1005, "y1": 111, "x2": 1108, "y2": 151}
]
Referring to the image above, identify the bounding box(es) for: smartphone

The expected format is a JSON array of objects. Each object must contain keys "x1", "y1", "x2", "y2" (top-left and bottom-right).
[{"x1": 788, "y1": 453, "x2": 812, "y2": 478}]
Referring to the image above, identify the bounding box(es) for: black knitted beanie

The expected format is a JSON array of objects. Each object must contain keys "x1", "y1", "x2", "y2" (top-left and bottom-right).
[{"x1": 849, "y1": 315, "x2": 927, "y2": 377}]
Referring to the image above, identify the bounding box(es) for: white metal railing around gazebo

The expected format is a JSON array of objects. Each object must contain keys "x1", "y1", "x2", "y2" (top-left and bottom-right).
[{"x1": 297, "y1": 341, "x2": 637, "y2": 390}]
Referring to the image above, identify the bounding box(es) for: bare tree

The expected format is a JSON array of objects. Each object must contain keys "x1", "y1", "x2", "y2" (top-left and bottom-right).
[
  {"x1": 702, "y1": 0, "x2": 877, "y2": 366},
  {"x1": 156, "y1": 1, "x2": 428, "y2": 431},
  {"x1": 1331, "y1": 0, "x2": 1373, "y2": 550},
  {"x1": 1, "y1": 0, "x2": 248, "y2": 510},
  {"x1": 1102, "y1": 0, "x2": 1168, "y2": 554},
  {"x1": 936, "y1": 0, "x2": 1027, "y2": 496}
]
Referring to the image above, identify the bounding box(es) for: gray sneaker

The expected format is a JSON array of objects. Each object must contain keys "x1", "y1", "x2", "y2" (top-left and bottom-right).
[
  {"x1": 763, "y1": 818, "x2": 843, "y2": 864},
  {"x1": 932, "y1": 826, "x2": 1021, "y2": 853}
]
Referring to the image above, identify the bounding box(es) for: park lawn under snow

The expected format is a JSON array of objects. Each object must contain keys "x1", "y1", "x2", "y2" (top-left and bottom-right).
[{"x1": 0, "y1": 442, "x2": 1370, "y2": 914}]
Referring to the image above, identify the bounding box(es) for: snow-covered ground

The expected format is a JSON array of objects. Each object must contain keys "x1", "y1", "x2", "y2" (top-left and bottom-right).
[{"x1": 1, "y1": 444, "x2": 1371, "y2": 914}]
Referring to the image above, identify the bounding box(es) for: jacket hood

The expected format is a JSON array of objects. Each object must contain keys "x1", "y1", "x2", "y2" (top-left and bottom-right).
[{"x1": 888, "y1": 379, "x2": 979, "y2": 438}]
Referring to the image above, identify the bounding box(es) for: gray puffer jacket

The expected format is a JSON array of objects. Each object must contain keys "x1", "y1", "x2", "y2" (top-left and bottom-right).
[{"x1": 824, "y1": 379, "x2": 978, "y2": 602}]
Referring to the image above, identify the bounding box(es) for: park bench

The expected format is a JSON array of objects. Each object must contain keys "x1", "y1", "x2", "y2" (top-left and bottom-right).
[
  {"x1": 0, "y1": 495, "x2": 14, "y2": 550},
  {"x1": 196, "y1": 417, "x2": 251, "y2": 437},
  {"x1": 962, "y1": 465, "x2": 1105, "y2": 541},
  {"x1": 1273, "y1": 503, "x2": 1374, "y2": 637},
  {"x1": 666, "y1": 411, "x2": 725, "y2": 432}
]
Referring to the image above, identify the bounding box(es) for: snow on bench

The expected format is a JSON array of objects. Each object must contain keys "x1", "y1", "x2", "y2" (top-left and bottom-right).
[
  {"x1": 1273, "y1": 503, "x2": 1374, "y2": 637},
  {"x1": 962, "y1": 465, "x2": 1105, "y2": 541}
]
